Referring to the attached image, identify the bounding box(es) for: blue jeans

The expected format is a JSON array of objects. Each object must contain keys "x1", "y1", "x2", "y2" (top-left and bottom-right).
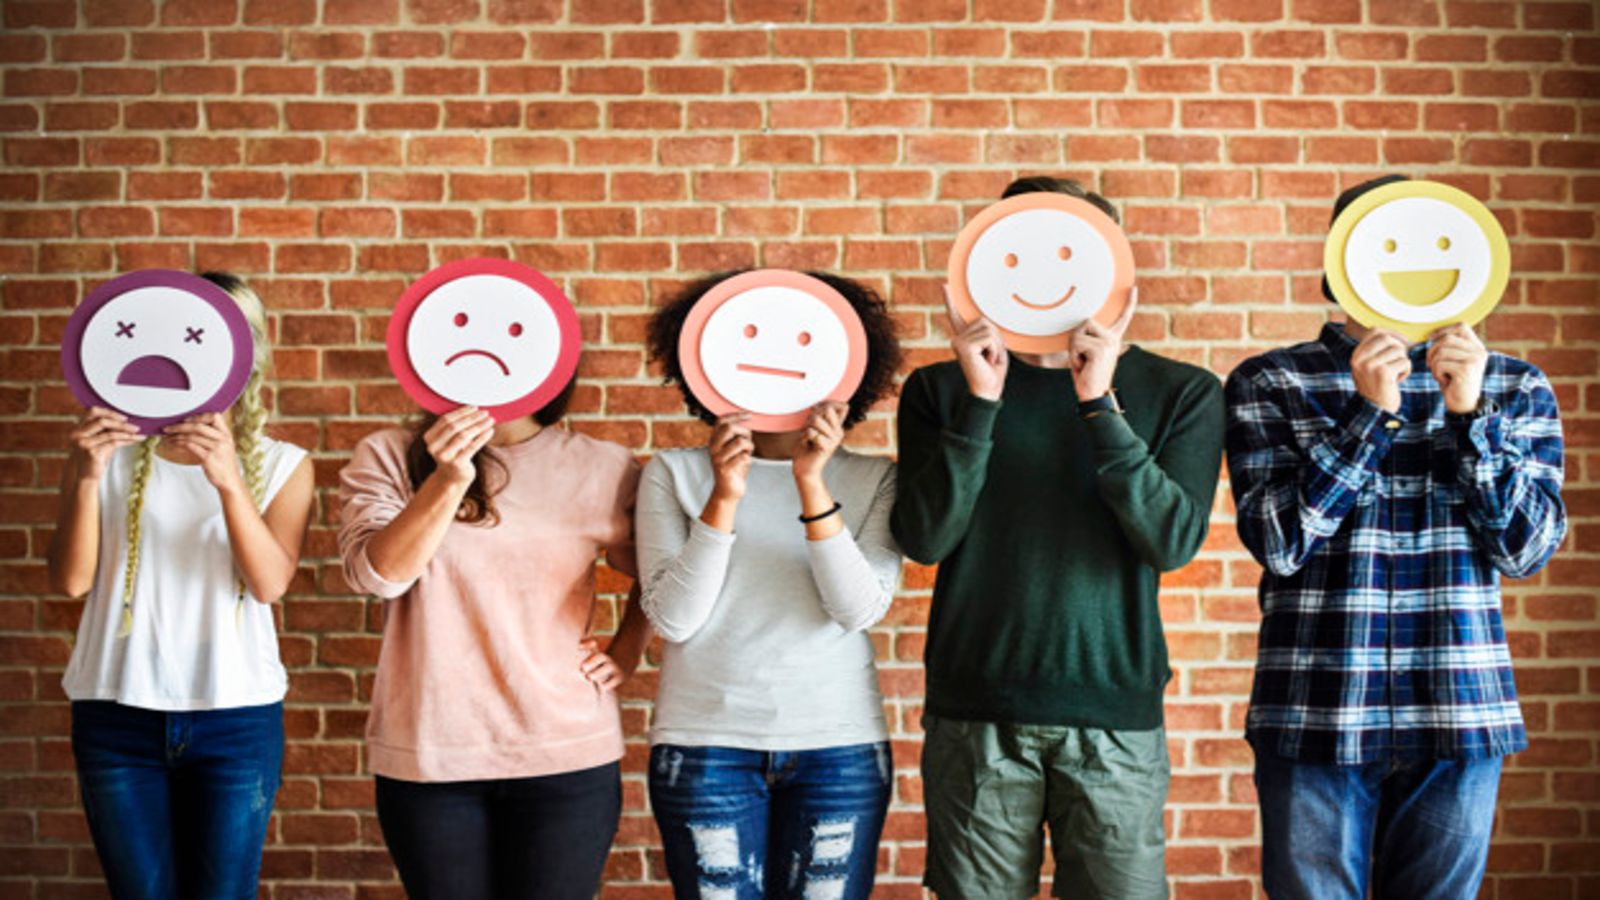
[
  {"x1": 648, "y1": 742, "x2": 892, "y2": 900},
  {"x1": 1254, "y1": 748, "x2": 1502, "y2": 900},
  {"x1": 71, "y1": 700, "x2": 284, "y2": 900}
]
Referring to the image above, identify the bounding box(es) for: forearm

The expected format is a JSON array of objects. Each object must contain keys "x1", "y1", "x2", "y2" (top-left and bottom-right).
[
  {"x1": 1454, "y1": 412, "x2": 1567, "y2": 577},
  {"x1": 219, "y1": 484, "x2": 298, "y2": 603},
  {"x1": 889, "y1": 394, "x2": 997, "y2": 564},
  {"x1": 807, "y1": 529, "x2": 897, "y2": 632},
  {"x1": 363, "y1": 471, "x2": 469, "y2": 586},
  {"x1": 1230, "y1": 392, "x2": 1394, "y2": 576},
  {"x1": 797, "y1": 476, "x2": 843, "y2": 541},
  {"x1": 48, "y1": 469, "x2": 102, "y2": 598},
  {"x1": 1089, "y1": 410, "x2": 1219, "y2": 571},
  {"x1": 638, "y1": 520, "x2": 734, "y2": 642}
]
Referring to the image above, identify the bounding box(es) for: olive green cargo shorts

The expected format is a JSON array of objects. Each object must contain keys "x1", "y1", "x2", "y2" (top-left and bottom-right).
[{"x1": 921, "y1": 715, "x2": 1170, "y2": 900}]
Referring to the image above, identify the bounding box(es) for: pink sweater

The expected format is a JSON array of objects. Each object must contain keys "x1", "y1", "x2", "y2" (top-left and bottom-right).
[{"x1": 337, "y1": 426, "x2": 639, "y2": 782}]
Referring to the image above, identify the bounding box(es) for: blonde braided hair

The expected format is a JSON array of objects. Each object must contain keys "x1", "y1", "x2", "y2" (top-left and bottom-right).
[
  {"x1": 115, "y1": 272, "x2": 271, "y2": 638},
  {"x1": 114, "y1": 437, "x2": 157, "y2": 638}
]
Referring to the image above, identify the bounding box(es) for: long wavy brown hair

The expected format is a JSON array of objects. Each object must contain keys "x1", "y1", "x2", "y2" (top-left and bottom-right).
[{"x1": 402, "y1": 379, "x2": 577, "y2": 526}]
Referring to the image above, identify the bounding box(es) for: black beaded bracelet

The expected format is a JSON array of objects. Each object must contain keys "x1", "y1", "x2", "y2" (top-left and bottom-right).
[{"x1": 799, "y1": 501, "x2": 843, "y2": 524}]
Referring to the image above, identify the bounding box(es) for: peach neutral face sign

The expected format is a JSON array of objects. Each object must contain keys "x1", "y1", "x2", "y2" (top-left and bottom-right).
[
  {"x1": 1324, "y1": 180, "x2": 1510, "y2": 343},
  {"x1": 387, "y1": 259, "x2": 581, "y2": 422},
  {"x1": 947, "y1": 193, "x2": 1136, "y2": 353},
  {"x1": 61, "y1": 270, "x2": 255, "y2": 435},
  {"x1": 677, "y1": 270, "x2": 868, "y2": 432}
]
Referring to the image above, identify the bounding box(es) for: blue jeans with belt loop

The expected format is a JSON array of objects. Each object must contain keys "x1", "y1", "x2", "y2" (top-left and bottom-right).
[
  {"x1": 71, "y1": 700, "x2": 284, "y2": 900},
  {"x1": 648, "y1": 742, "x2": 893, "y2": 900}
]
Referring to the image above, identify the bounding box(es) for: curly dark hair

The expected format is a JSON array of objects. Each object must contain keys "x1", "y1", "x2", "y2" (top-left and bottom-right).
[
  {"x1": 646, "y1": 270, "x2": 902, "y2": 430},
  {"x1": 401, "y1": 377, "x2": 576, "y2": 526},
  {"x1": 1002, "y1": 175, "x2": 1120, "y2": 224}
]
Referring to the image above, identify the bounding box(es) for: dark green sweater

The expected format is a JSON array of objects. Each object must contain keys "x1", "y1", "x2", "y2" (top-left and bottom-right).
[{"x1": 891, "y1": 348, "x2": 1225, "y2": 729}]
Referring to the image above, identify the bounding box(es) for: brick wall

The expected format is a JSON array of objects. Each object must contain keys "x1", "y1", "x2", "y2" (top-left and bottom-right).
[{"x1": 1, "y1": 0, "x2": 1597, "y2": 896}]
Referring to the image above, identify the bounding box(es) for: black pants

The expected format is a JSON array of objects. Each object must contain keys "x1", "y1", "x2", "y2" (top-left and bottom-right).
[{"x1": 374, "y1": 762, "x2": 621, "y2": 900}]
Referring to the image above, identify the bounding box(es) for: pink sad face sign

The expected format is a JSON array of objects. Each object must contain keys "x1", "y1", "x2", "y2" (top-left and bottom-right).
[
  {"x1": 61, "y1": 270, "x2": 255, "y2": 435},
  {"x1": 677, "y1": 270, "x2": 869, "y2": 432},
  {"x1": 947, "y1": 193, "x2": 1136, "y2": 354},
  {"x1": 387, "y1": 259, "x2": 581, "y2": 422}
]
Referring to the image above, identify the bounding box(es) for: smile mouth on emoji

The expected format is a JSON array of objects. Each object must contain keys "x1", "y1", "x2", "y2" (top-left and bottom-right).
[
  {"x1": 1378, "y1": 269, "x2": 1459, "y2": 307},
  {"x1": 445, "y1": 348, "x2": 510, "y2": 375},
  {"x1": 116, "y1": 355, "x2": 191, "y2": 391},
  {"x1": 1010, "y1": 284, "x2": 1077, "y2": 311},
  {"x1": 735, "y1": 363, "x2": 806, "y2": 380}
]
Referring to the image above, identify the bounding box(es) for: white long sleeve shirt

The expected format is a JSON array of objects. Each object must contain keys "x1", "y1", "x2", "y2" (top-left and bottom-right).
[{"x1": 636, "y1": 448, "x2": 901, "y2": 750}]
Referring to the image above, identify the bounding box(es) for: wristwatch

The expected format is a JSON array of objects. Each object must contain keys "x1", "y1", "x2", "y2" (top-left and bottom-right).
[
  {"x1": 1446, "y1": 398, "x2": 1496, "y2": 426},
  {"x1": 1078, "y1": 390, "x2": 1123, "y2": 420}
]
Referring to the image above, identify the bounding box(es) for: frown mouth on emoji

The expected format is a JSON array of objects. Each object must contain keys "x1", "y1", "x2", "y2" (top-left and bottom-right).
[
  {"x1": 735, "y1": 362, "x2": 806, "y2": 380},
  {"x1": 116, "y1": 355, "x2": 191, "y2": 391},
  {"x1": 1378, "y1": 269, "x2": 1459, "y2": 307},
  {"x1": 445, "y1": 348, "x2": 510, "y2": 376},
  {"x1": 1011, "y1": 284, "x2": 1077, "y2": 312}
]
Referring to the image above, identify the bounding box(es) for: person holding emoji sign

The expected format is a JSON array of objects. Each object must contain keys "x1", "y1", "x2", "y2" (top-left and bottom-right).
[
  {"x1": 891, "y1": 177, "x2": 1226, "y2": 899},
  {"x1": 49, "y1": 271, "x2": 315, "y2": 899},
  {"x1": 1225, "y1": 176, "x2": 1567, "y2": 899},
  {"x1": 635, "y1": 269, "x2": 904, "y2": 900},
  {"x1": 337, "y1": 260, "x2": 648, "y2": 900}
]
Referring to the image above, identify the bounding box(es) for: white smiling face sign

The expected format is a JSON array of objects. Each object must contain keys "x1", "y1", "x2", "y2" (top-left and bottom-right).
[
  {"x1": 948, "y1": 192, "x2": 1135, "y2": 353},
  {"x1": 62, "y1": 270, "x2": 255, "y2": 434},
  {"x1": 677, "y1": 270, "x2": 868, "y2": 432},
  {"x1": 387, "y1": 259, "x2": 581, "y2": 421},
  {"x1": 1325, "y1": 180, "x2": 1510, "y2": 342}
]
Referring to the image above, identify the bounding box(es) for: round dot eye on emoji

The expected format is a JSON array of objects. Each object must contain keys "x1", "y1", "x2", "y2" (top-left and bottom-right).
[
  {"x1": 1323, "y1": 179, "x2": 1509, "y2": 343},
  {"x1": 386, "y1": 258, "x2": 581, "y2": 422},
  {"x1": 60, "y1": 269, "x2": 256, "y2": 436},
  {"x1": 947, "y1": 192, "x2": 1135, "y2": 354},
  {"x1": 677, "y1": 269, "x2": 869, "y2": 433}
]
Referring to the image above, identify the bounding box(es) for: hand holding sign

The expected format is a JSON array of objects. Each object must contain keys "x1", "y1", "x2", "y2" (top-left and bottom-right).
[
  {"x1": 1067, "y1": 286, "x2": 1139, "y2": 402},
  {"x1": 387, "y1": 259, "x2": 580, "y2": 422},
  {"x1": 1426, "y1": 322, "x2": 1488, "y2": 415},
  {"x1": 67, "y1": 408, "x2": 142, "y2": 480},
  {"x1": 1351, "y1": 328, "x2": 1412, "y2": 415},
  {"x1": 943, "y1": 284, "x2": 1008, "y2": 402},
  {"x1": 792, "y1": 400, "x2": 848, "y2": 482},
  {"x1": 423, "y1": 406, "x2": 496, "y2": 486},
  {"x1": 707, "y1": 413, "x2": 754, "y2": 501}
]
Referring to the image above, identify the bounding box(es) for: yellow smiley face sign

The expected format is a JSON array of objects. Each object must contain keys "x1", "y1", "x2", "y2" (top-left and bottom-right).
[{"x1": 1324, "y1": 180, "x2": 1510, "y2": 343}]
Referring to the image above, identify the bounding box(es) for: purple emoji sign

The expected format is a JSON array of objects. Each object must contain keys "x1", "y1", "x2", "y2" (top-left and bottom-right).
[{"x1": 61, "y1": 270, "x2": 256, "y2": 435}]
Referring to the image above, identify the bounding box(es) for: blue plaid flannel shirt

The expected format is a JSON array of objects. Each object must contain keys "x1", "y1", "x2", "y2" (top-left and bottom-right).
[{"x1": 1225, "y1": 323, "x2": 1566, "y2": 765}]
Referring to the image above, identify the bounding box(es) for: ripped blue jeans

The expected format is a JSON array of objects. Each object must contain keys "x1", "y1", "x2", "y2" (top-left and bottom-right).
[
  {"x1": 648, "y1": 742, "x2": 892, "y2": 900},
  {"x1": 71, "y1": 700, "x2": 283, "y2": 900}
]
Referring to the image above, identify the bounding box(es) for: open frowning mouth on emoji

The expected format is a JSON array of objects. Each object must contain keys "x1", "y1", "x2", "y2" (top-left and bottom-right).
[
  {"x1": 116, "y1": 355, "x2": 191, "y2": 391},
  {"x1": 736, "y1": 362, "x2": 806, "y2": 380},
  {"x1": 445, "y1": 348, "x2": 510, "y2": 376},
  {"x1": 1378, "y1": 269, "x2": 1459, "y2": 307},
  {"x1": 1011, "y1": 285, "x2": 1078, "y2": 312}
]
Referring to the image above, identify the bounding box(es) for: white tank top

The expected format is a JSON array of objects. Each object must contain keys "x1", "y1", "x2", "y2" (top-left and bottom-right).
[{"x1": 62, "y1": 437, "x2": 308, "y2": 711}]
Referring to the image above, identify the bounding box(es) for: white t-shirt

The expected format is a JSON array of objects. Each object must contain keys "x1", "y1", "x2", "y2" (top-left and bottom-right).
[
  {"x1": 62, "y1": 437, "x2": 308, "y2": 711},
  {"x1": 637, "y1": 448, "x2": 901, "y2": 750}
]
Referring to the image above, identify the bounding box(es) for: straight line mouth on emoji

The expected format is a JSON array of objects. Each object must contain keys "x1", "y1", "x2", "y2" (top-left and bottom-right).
[
  {"x1": 735, "y1": 362, "x2": 806, "y2": 380},
  {"x1": 445, "y1": 348, "x2": 511, "y2": 375},
  {"x1": 1010, "y1": 285, "x2": 1077, "y2": 312},
  {"x1": 1378, "y1": 269, "x2": 1460, "y2": 307},
  {"x1": 116, "y1": 355, "x2": 191, "y2": 391}
]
